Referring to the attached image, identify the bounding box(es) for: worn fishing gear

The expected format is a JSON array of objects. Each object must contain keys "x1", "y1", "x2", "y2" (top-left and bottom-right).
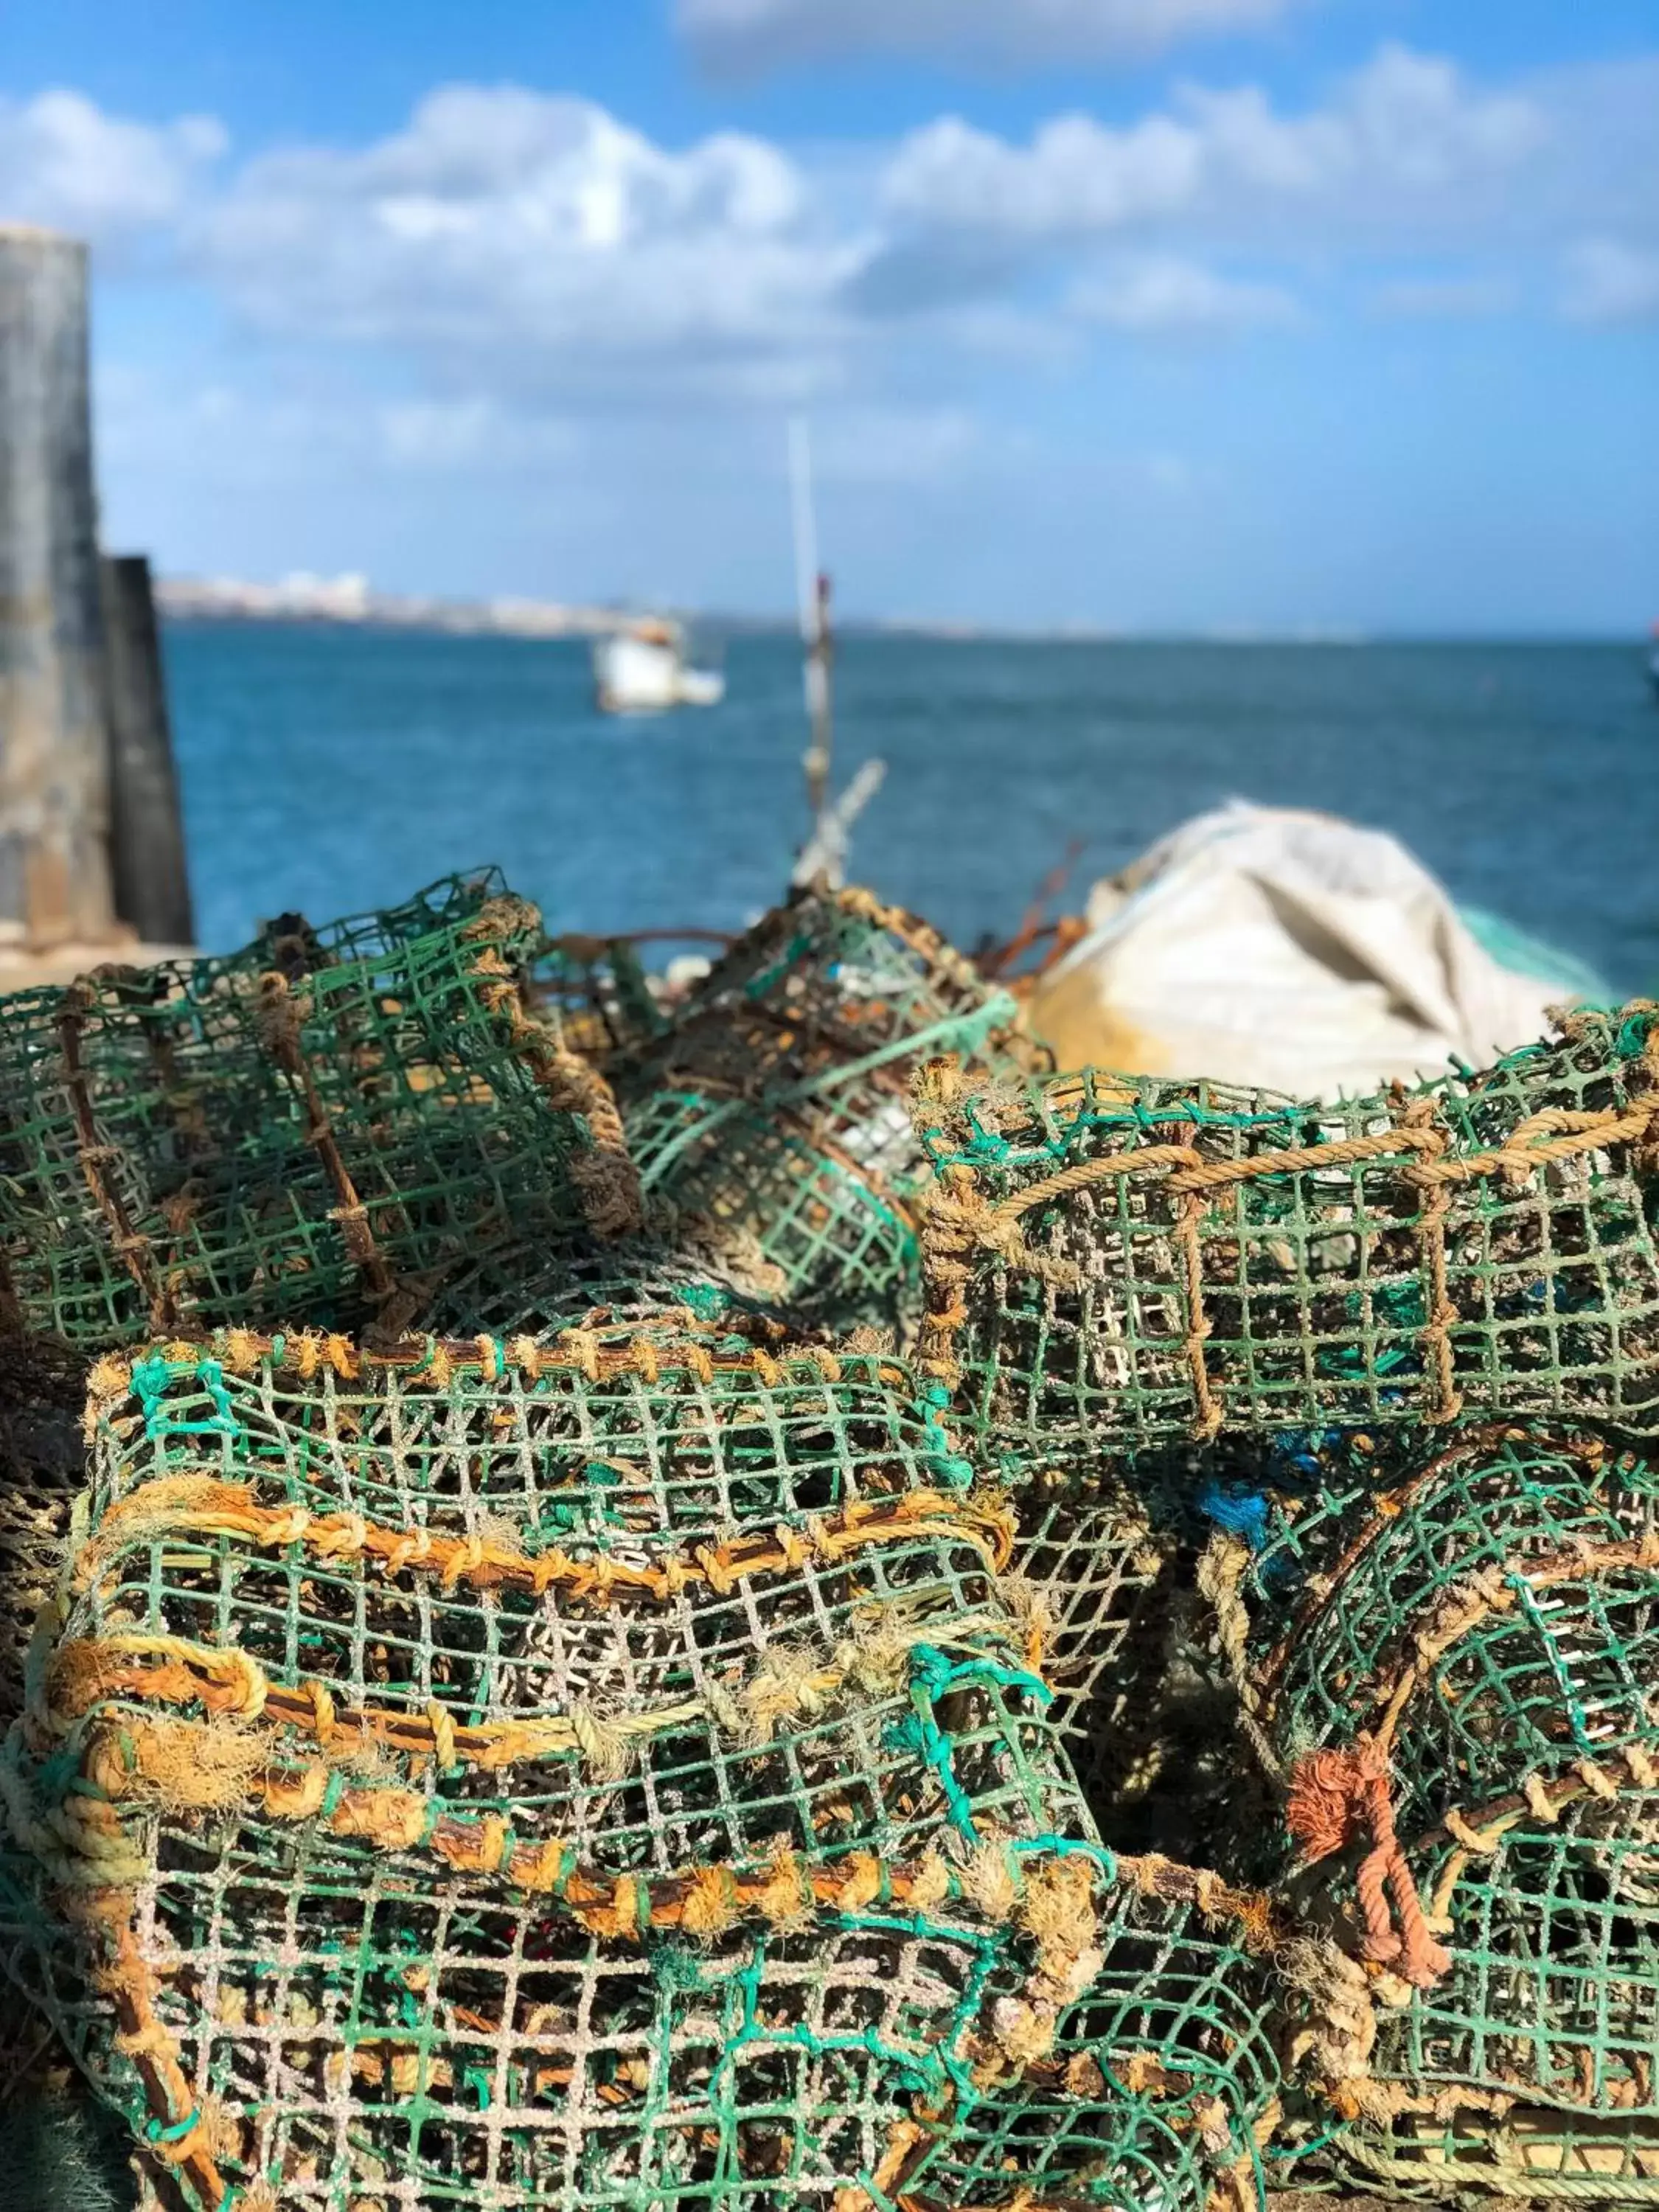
[
  {"x1": 1, "y1": 1331, "x2": 1114, "y2": 2211},
  {"x1": 618, "y1": 887, "x2": 1042, "y2": 1335},
  {"x1": 1210, "y1": 1427, "x2": 1659, "y2": 2199},
  {"x1": 914, "y1": 1006, "x2": 1659, "y2": 1459},
  {"x1": 0, "y1": 872, "x2": 641, "y2": 1350}
]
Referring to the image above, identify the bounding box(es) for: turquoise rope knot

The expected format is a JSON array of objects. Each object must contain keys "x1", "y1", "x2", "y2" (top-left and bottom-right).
[
  {"x1": 890, "y1": 1643, "x2": 1055, "y2": 1843},
  {"x1": 144, "y1": 2107, "x2": 200, "y2": 2145},
  {"x1": 915, "y1": 1384, "x2": 974, "y2": 1491},
  {"x1": 130, "y1": 1354, "x2": 240, "y2": 1441}
]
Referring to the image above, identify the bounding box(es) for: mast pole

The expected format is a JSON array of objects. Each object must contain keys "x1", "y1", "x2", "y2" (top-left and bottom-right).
[{"x1": 788, "y1": 419, "x2": 833, "y2": 848}]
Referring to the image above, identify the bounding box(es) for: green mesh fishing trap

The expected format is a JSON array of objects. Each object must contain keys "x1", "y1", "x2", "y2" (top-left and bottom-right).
[
  {"x1": 0, "y1": 1332, "x2": 87, "y2": 1727},
  {"x1": 1, "y1": 1331, "x2": 1113, "y2": 2211},
  {"x1": 998, "y1": 1460, "x2": 1181, "y2": 1845},
  {"x1": 914, "y1": 1004, "x2": 1659, "y2": 1460},
  {"x1": 421, "y1": 1237, "x2": 797, "y2": 1346},
  {"x1": 0, "y1": 872, "x2": 641, "y2": 1351},
  {"x1": 1217, "y1": 1428, "x2": 1659, "y2": 2198},
  {"x1": 883, "y1": 1855, "x2": 1284, "y2": 2212},
  {"x1": 617, "y1": 887, "x2": 1040, "y2": 1335},
  {"x1": 1283, "y1": 1787, "x2": 1659, "y2": 2203},
  {"x1": 1248, "y1": 1427, "x2": 1659, "y2": 1837},
  {"x1": 530, "y1": 936, "x2": 668, "y2": 1068}
]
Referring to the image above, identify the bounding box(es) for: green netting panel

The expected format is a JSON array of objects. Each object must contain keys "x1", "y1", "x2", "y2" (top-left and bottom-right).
[
  {"x1": 0, "y1": 872, "x2": 642, "y2": 1350},
  {"x1": 624, "y1": 1088, "x2": 922, "y2": 1331},
  {"x1": 888, "y1": 1860, "x2": 1284, "y2": 2212},
  {"x1": 531, "y1": 936, "x2": 668, "y2": 1068},
  {"x1": 0, "y1": 2081, "x2": 139, "y2": 2211},
  {"x1": 0, "y1": 1332, "x2": 1112, "y2": 2209},
  {"x1": 1288, "y1": 1788, "x2": 1659, "y2": 2202},
  {"x1": 1251, "y1": 1428, "x2": 1659, "y2": 1837},
  {"x1": 422, "y1": 1237, "x2": 796, "y2": 1345},
  {"x1": 0, "y1": 1336, "x2": 87, "y2": 1728},
  {"x1": 83, "y1": 1333, "x2": 975, "y2": 1539},
  {"x1": 49, "y1": 1357, "x2": 1089, "y2": 1885},
  {"x1": 4, "y1": 1854, "x2": 1109, "y2": 2212},
  {"x1": 999, "y1": 1463, "x2": 1178, "y2": 1840},
  {"x1": 1326, "y1": 2116, "x2": 1659, "y2": 2205},
  {"x1": 617, "y1": 886, "x2": 1041, "y2": 1334},
  {"x1": 914, "y1": 1005, "x2": 1659, "y2": 1458}
]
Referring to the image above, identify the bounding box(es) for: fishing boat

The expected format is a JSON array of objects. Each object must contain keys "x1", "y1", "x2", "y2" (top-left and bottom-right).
[{"x1": 592, "y1": 617, "x2": 723, "y2": 714}]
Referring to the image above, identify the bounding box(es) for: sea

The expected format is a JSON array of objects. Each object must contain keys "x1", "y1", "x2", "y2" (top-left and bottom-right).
[{"x1": 163, "y1": 625, "x2": 1659, "y2": 995}]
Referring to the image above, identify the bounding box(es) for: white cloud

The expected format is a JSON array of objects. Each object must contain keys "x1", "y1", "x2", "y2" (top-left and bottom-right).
[
  {"x1": 1560, "y1": 237, "x2": 1659, "y2": 326},
  {"x1": 0, "y1": 89, "x2": 224, "y2": 246},
  {"x1": 1368, "y1": 273, "x2": 1515, "y2": 318},
  {"x1": 192, "y1": 86, "x2": 861, "y2": 387},
  {"x1": 378, "y1": 397, "x2": 580, "y2": 471},
  {"x1": 882, "y1": 44, "x2": 1545, "y2": 240},
  {"x1": 1070, "y1": 253, "x2": 1298, "y2": 332},
  {"x1": 884, "y1": 112, "x2": 1204, "y2": 237},
  {"x1": 810, "y1": 404, "x2": 984, "y2": 482},
  {"x1": 678, "y1": 0, "x2": 1310, "y2": 72}
]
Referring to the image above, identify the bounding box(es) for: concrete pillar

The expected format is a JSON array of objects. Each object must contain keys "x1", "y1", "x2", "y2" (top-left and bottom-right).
[
  {"x1": 102, "y1": 553, "x2": 193, "y2": 946},
  {"x1": 0, "y1": 225, "x2": 114, "y2": 944}
]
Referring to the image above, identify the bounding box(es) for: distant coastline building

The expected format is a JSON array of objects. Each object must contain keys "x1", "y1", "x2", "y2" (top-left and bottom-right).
[{"x1": 156, "y1": 570, "x2": 633, "y2": 639}]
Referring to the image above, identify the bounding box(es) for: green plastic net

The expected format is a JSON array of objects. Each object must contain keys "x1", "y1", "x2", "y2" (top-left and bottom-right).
[
  {"x1": 422, "y1": 1237, "x2": 796, "y2": 1346},
  {"x1": 1212, "y1": 1427, "x2": 1659, "y2": 2198},
  {"x1": 1282, "y1": 1789, "x2": 1659, "y2": 2202},
  {"x1": 0, "y1": 1333, "x2": 87, "y2": 1728},
  {"x1": 914, "y1": 1004, "x2": 1659, "y2": 1461},
  {"x1": 618, "y1": 888, "x2": 1039, "y2": 1335},
  {"x1": 999, "y1": 1461, "x2": 1180, "y2": 1840},
  {"x1": 1, "y1": 1332, "x2": 1113, "y2": 2211},
  {"x1": 530, "y1": 936, "x2": 667, "y2": 1068},
  {"x1": 0, "y1": 873, "x2": 641, "y2": 1352},
  {"x1": 1245, "y1": 1427, "x2": 1659, "y2": 1835},
  {"x1": 887, "y1": 1857, "x2": 1284, "y2": 2212}
]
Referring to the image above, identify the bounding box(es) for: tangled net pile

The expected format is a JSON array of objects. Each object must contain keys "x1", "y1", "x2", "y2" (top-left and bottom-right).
[{"x1": 1, "y1": 869, "x2": 1655, "y2": 2210}]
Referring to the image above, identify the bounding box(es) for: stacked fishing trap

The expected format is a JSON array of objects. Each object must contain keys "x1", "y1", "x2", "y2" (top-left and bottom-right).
[
  {"x1": 612, "y1": 886, "x2": 1041, "y2": 1334},
  {"x1": 1, "y1": 869, "x2": 1656, "y2": 2211}
]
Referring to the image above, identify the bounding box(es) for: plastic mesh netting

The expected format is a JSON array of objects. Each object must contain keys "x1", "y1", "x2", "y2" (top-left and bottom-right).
[
  {"x1": 1286, "y1": 1791, "x2": 1659, "y2": 2202},
  {"x1": 422, "y1": 1238, "x2": 797, "y2": 1346},
  {"x1": 531, "y1": 936, "x2": 667, "y2": 1068},
  {"x1": 1225, "y1": 1428, "x2": 1659, "y2": 2198},
  {"x1": 999, "y1": 1462, "x2": 1179, "y2": 1835},
  {"x1": 914, "y1": 1006, "x2": 1659, "y2": 1459},
  {"x1": 886, "y1": 1859, "x2": 1284, "y2": 2212},
  {"x1": 0, "y1": 1334, "x2": 87, "y2": 1727},
  {"x1": 0, "y1": 874, "x2": 641, "y2": 1351},
  {"x1": 1250, "y1": 1427, "x2": 1659, "y2": 1834},
  {"x1": 1, "y1": 1332, "x2": 1113, "y2": 2211},
  {"x1": 618, "y1": 888, "x2": 1040, "y2": 1333}
]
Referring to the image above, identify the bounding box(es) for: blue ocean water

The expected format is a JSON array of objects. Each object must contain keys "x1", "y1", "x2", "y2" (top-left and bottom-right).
[{"x1": 162, "y1": 625, "x2": 1659, "y2": 994}]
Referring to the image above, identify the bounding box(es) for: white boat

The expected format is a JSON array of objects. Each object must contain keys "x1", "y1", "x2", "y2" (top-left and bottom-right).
[{"x1": 592, "y1": 619, "x2": 724, "y2": 714}]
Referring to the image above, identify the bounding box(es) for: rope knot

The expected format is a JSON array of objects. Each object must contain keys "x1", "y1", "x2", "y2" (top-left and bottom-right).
[{"x1": 1287, "y1": 1737, "x2": 1451, "y2": 1989}]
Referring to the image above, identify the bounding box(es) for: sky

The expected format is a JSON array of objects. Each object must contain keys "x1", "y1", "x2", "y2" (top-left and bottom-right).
[{"x1": 1, "y1": 0, "x2": 1656, "y2": 632}]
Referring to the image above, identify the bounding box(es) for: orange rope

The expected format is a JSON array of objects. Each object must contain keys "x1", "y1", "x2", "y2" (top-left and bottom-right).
[{"x1": 1287, "y1": 1739, "x2": 1450, "y2": 1989}]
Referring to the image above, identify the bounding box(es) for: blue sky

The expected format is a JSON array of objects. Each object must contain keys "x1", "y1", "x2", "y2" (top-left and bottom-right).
[{"x1": 3, "y1": 0, "x2": 1656, "y2": 630}]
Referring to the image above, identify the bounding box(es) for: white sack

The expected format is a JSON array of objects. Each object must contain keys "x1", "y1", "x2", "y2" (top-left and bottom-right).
[{"x1": 1027, "y1": 801, "x2": 1592, "y2": 1098}]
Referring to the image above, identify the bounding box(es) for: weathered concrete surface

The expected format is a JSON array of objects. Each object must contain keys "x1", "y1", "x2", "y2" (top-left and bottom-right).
[
  {"x1": 102, "y1": 552, "x2": 194, "y2": 945},
  {"x1": 0, "y1": 225, "x2": 114, "y2": 944}
]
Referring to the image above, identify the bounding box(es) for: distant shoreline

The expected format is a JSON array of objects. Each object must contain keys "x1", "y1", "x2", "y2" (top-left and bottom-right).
[{"x1": 158, "y1": 610, "x2": 1638, "y2": 649}]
